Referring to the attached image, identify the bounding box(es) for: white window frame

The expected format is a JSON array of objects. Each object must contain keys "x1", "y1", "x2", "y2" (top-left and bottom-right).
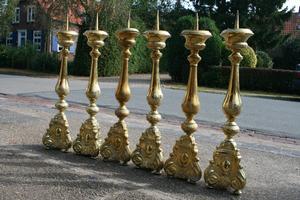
[
  {"x1": 17, "y1": 30, "x2": 27, "y2": 47},
  {"x1": 13, "y1": 7, "x2": 20, "y2": 23},
  {"x1": 27, "y1": 5, "x2": 36, "y2": 22},
  {"x1": 33, "y1": 30, "x2": 42, "y2": 51},
  {"x1": 6, "y1": 32, "x2": 13, "y2": 46}
]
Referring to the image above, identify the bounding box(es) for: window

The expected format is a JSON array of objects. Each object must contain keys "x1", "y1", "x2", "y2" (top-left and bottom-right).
[
  {"x1": 33, "y1": 30, "x2": 42, "y2": 51},
  {"x1": 297, "y1": 24, "x2": 300, "y2": 30},
  {"x1": 13, "y1": 7, "x2": 20, "y2": 23},
  {"x1": 0, "y1": 0, "x2": 7, "y2": 13},
  {"x1": 27, "y1": 6, "x2": 36, "y2": 22},
  {"x1": 6, "y1": 32, "x2": 13, "y2": 46},
  {"x1": 1, "y1": 0, "x2": 8, "y2": 6},
  {"x1": 17, "y1": 30, "x2": 27, "y2": 47}
]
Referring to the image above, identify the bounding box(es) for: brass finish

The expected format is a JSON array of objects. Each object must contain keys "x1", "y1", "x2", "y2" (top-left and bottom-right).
[
  {"x1": 42, "y1": 30, "x2": 78, "y2": 151},
  {"x1": 204, "y1": 12, "x2": 253, "y2": 194},
  {"x1": 164, "y1": 29, "x2": 211, "y2": 183},
  {"x1": 100, "y1": 27, "x2": 139, "y2": 164},
  {"x1": 73, "y1": 29, "x2": 108, "y2": 157},
  {"x1": 131, "y1": 12, "x2": 170, "y2": 173}
]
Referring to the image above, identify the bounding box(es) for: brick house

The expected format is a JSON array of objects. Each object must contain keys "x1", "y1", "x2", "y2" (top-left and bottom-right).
[
  {"x1": 2, "y1": 0, "x2": 81, "y2": 53},
  {"x1": 283, "y1": 6, "x2": 300, "y2": 38}
]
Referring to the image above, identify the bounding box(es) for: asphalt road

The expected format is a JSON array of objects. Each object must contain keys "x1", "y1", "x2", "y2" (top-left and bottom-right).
[{"x1": 1, "y1": 74, "x2": 300, "y2": 139}]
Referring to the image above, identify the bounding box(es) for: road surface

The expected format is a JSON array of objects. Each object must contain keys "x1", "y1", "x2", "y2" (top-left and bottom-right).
[{"x1": 0, "y1": 74, "x2": 299, "y2": 139}]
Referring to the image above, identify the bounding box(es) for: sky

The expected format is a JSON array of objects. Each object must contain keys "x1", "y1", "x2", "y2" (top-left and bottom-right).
[
  {"x1": 284, "y1": 0, "x2": 300, "y2": 12},
  {"x1": 183, "y1": 0, "x2": 300, "y2": 12}
]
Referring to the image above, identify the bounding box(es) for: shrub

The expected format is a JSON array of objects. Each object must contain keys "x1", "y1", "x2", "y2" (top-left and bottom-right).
[
  {"x1": 31, "y1": 52, "x2": 59, "y2": 73},
  {"x1": 129, "y1": 18, "x2": 151, "y2": 74},
  {"x1": 199, "y1": 66, "x2": 298, "y2": 94},
  {"x1": 166, "y1": 16, "x2": 222, "y2": 83},
  {"x1": 256, "y1": 51, "x2": 273, "y2": 69},
  {"x1": 271, "y1": 38, "x2": 300, "y2": 70},
  {"x1": 240, "y1": 47, "x2": 257, "y2": 68},
  {"x1": 0, "y1": 45, "x2": 59, "y2": 73}
]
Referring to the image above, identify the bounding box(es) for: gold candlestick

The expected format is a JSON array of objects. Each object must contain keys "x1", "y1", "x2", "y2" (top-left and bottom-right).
[
  {"x1": 204, "y1": 11, "x2": 253, "y2": 195},
  {"x1": 131, "y1": 11, "x2": 170, "y2": 173},
  {"x1": 164, "y1": 13, "x2": 211, "y2": 183},
  {"x1": 100, "y1": 14, "x2": 139, "y2": 164},
  {"x1": 72, "y1": 13, "x2": 108, "y2": 157},
  {"x1": 42, "y1": 18, "x2": 78, "y2": 151}
]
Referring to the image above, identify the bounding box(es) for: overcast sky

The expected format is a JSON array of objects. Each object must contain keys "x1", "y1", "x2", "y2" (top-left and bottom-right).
[
  {"x1": 284, "y1": 0, "x2": 300, "y2": 11},
  {"x1": 183, "y1": 0, "x2": 300, "y2": 12}
]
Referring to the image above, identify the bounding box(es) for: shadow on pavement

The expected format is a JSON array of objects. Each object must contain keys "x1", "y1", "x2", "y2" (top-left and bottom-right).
[{"x1": 0, "y1": 144, "x2": 230, "y2": 199}]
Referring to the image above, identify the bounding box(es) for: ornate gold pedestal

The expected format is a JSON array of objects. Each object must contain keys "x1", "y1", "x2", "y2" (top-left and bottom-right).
[
  {"x1": 100, "y1": 28, "x2": 139, "y2": 164},
  {"x1": 204, "y1": 17, "x2": 253, "y2": 194},
  {"x1": 72, "y1": 30, "x2": 108, "y2": 157},
  {"x1": 164, "y1": 29, "x2": 211, "y2": 183},
  {"x1": 42, "y1": 30, "x2": 78, "y2": 151},
  {"x1": 131, "y1": 28, "x2": 170, "y2": 173}
]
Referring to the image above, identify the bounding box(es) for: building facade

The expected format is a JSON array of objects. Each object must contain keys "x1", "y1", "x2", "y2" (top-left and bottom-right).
[
  {"x1": 2, "y1": 0, "x2": 79, "y2": 53},
  {"x1": 283, "y1": 6, "x2": 300, "y2": 38}
]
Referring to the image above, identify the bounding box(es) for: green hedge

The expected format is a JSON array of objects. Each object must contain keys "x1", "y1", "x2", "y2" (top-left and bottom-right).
[
  {"x1": 200, "y1": 66, "x2": 299, "y2": 94},
  {"x1": 0, "y1": 45, "x2": 59, "y2": 73}
]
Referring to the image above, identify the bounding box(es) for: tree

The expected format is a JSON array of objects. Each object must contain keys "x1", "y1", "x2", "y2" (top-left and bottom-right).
[
  {"x1": 0, "y1": 0, "x2": 19, "y2": 38},
  {"x1": 189, "y1": 0, "x2": 293, "y2": 51},
  {"x1": 39, "y1": 0, "x2": 131, "y2": 76},
  {"x1": 73, "y1": 0, "x2": 131, "y2": 76},
  {"x1": 166, "y1": 15, "x2": 222, "y2": 83}
]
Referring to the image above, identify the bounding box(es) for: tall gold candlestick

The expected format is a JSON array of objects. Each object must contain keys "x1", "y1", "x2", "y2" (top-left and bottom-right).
[
  {"x1": 164, "y1": 13, "x2": 211, "y2": 183},
  {"x1": 204, "y1": 11, "x2": 253, "y2": 195},
  {"x1": 42, "y1": 24, "x2": 78, "y2": 151},
  {"x1": 131, "y1": 11, "x2": 170, "y2": 173},
  {"x1": 100, "y1": 15, "x2": 139, "y2": 164},
  {"x1": 72, "y1": 15, "x2": 108, "y2": 157}
]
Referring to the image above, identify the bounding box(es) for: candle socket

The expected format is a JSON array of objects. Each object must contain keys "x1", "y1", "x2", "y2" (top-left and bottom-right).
[
  {"x1": 42, "y1": 30, "x2": 78, "y2": 151},
  {"x1": 164, "y1": 30, "x2": 211, "y2": 183},
  {"x1": 204, "y1": 27, "x2": 253, "y2": 195},
  {"x1": 72, "y1": 30, "x2": 108, "y2": 157},
  {"x1": 131, "y1": 29, "x2": 170, "y2": 173},
  {"x1": 100, "y1": 28, "x2": 139, "y2": 164}
]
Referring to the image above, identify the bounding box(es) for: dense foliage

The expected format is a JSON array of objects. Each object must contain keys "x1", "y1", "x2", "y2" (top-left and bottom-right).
[
  {"x1": 0, "y1": 0, "x2": 19, "y2": 38},
  {"x1": 256, "y1": 51, "x2": 273, "y2": 69},
  {"x1": 240, "y1": 47, "x2": 257, "y2": 68},
  {"x1": 166, "y1": 15, "x2": 223, "y2": 83},
  {"x1": 270, "y1": 38, "x2": 300, "y2": 70},
  {"x1": 189, "y1": 0, "x2": 293, "y2": 51},
  {"x1": 200, "y1": 66, "x2": 299, "y2": 94},
  {"x1": 0, "y1": 45, "x2": 59, "y2": 73}
]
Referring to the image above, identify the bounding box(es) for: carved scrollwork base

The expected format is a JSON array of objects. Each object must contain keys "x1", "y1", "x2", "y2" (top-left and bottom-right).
[
  {"x1": 43, "y1": 113, "x2": 72, "y2": 151},
  {"x1": 164, "y1": 135, "x2": 201, "y2": 183},
  {"x1": 100, "y1": 121, "x2": 131, "y2": 164},
  {"x1": 73, "y1": 118, "x2": 101, "y2": 157},
  {"x1": 204, "y1": 139, "x2": 246, "y2": 195},
  {"x1": 131, "y1": 126, "x2": 163, "y2": 173}
]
